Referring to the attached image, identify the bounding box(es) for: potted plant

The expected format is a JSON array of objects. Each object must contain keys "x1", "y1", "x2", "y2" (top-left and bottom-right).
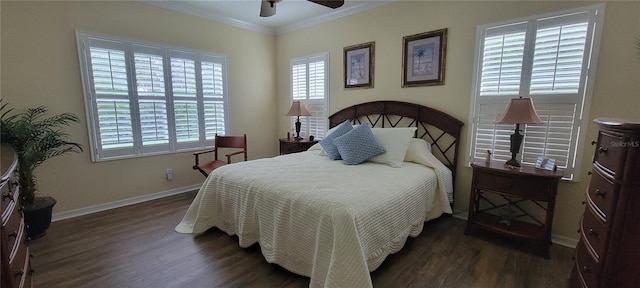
[{"x1": 0, "y1": 101, "x2": 82, "y2": 239}]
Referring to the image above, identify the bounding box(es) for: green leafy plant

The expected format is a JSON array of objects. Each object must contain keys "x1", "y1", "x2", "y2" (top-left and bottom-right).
[{"x1": 0, "y1": 101, "x2": 83, "y2": 206}]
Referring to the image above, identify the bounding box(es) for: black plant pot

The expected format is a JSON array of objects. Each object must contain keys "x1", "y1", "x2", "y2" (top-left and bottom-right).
[{"x1": 23, "y1": 196, "x2": 57, "y2": 240}]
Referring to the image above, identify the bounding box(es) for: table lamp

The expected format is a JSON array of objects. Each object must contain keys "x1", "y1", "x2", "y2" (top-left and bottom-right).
[
  {"x1": 286, "y1": 101, "x2": 312, "y2": 141},
  {"x1": 496, "y1": 97, "x2": 543, "y2": 167}
]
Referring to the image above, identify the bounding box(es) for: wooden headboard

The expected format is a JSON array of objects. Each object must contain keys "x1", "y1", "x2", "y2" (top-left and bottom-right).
[{"x1": 328, "y1": 101, "x2": 464, "y2": 181}]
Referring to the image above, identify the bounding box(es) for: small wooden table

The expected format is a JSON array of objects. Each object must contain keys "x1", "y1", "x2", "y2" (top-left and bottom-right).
[
  {"x1": 465, "y1": 161, "x2": 563, "y2": 259},
  {"x1": 279, "y1": 138, "x2": 318, "y2": 155}
]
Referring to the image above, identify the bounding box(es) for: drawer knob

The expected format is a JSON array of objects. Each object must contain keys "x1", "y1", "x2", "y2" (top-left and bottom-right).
[
  {"x1": 582, "y1": 266, "x2": 591, "y2": 273},
  {"x1": 7, "y1": 231, "x2": 18, "y2": 239},
  {"x1": 595, "y1": 189, "x2": 606, "y2": 198},
  {"x1": 15, "y1": 270, "x2": 24, "y2": 277},
  {"x1": 598, "y1": 147, "x2": 608, "y2": 153},
  {"x1": 587, "y1": 171, "x2": 593, "y2": 176},
  {"x1": 588, "y1": 228, "x2": 598, "y2": 236},
  {"x1": 581, "y1": 201, "x2": 586, "y2": 205},
  {"x1": 591, "y1": 140, "x2": 597, "y2": 145},
  {"x1": 2, "y1": 192, "x2": 14, "y2": 201}
]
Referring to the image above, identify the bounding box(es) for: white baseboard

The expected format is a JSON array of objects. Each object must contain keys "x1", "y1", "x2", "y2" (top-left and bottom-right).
[
  {"x1": 452, "y1": 212, "x2": 578, "y2": 249},
  {"x1": 52, "y1": 184, "x2": 202, "y2": 222}
]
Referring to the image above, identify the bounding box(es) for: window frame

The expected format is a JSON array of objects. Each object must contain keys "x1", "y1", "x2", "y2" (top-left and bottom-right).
[
  {"x1": 76, "y1": 31, "x2": 229, "y2": 162},
  {"x1": 466, "y1": 4, "x2": 605, "y2": 181},
  {"x1": 290, "y1": 53, "x2": 330, "y2": 139}
]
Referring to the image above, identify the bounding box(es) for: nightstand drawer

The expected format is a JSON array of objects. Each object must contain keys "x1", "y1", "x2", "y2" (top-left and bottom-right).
[
  {"x1": 279, "y1": 138, "x2": 318, "y2": 155},
  {"x1": 474, "y1": 170, "x2": 552, "y2": 200}
]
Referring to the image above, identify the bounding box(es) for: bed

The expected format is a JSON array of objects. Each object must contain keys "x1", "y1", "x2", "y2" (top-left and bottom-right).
[{"x1": 176, "y1": 101, "x2": 464, "y2": 288}]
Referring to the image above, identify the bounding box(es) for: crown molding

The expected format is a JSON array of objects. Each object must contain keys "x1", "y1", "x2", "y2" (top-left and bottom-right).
[
  {"x1": 276, "y1": 1, "x2": 394, "y2": 35},
  {"x1": 140, "y1": 0, "x2": 394, "y2": 36},
  {"x1": 140, "y1": 0, "x2": 276, "y2": 34}
]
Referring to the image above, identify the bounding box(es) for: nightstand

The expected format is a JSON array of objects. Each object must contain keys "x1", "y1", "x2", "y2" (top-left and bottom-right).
[
  {"x1": 279, "y1": 138, "x2": 318, "y2": 155},
  {"x1": 465, "y1": 161, "x2": 563, "y2": 258}
]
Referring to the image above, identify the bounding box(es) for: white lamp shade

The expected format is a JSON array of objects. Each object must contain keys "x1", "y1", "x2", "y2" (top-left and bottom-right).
[
  {"x1": 497, "y1": 97, "x2": 544, "y2": 124},
  {"x1": 286, "y1": 101, "x2": 312, "y2": 117}
]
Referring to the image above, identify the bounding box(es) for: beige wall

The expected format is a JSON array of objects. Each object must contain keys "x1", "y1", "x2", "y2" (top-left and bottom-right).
[
  {"x1": 1, "y1": 1, "x2": 277, "y2": 213},
  {"x1": 276, "y1": 1, "x2": 640, "y2": 242}
]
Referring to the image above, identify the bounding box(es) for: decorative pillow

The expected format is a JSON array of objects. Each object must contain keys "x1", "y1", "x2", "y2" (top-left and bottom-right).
[
  {"x1": 317, "y1": 124, "x2": 359, "y2": 156},
  {"x1": 404, "y1": 138, "x2": 433, "y2": 163},
  {"x1": 319, "y1": 120, "x2": 353, "y2": 160},
  {"x1": 333, "y1": 124, "x2": 386, "y2": 165},
  {"x1": 369, "y1": 127, "x2": 417, "y2": 168}
]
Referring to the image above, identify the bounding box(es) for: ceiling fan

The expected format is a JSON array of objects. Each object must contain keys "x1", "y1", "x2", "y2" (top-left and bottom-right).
[{"x1": 260, "y1": 0, "x2": 345, "y2": 17}]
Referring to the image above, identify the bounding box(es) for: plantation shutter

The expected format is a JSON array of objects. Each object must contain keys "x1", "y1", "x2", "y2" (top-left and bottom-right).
[
  {"x1": 469, "y1": 6, "x2": 603, "y2": 180},
  {"x1": 170, "y1": 53, "x2": 200, "y2": 148},
  {"x1": 133, "y1": 46, "x2": 170, "y2": 153},
  {"x1": 86, "y1": 39, "x2": 135, "y2": 159},
  {"x1": 479, "y1": 23, "x2": 526, "y2": 96},
  {"x1": 201, "y1": 56, "x2": 227, "y2": 140},
  {"x1": 78, "y1": 32, "x2": 229, "y2": 161},
  {"x1": 291, "y1": 54, "x2": 328, "y2": 139}
]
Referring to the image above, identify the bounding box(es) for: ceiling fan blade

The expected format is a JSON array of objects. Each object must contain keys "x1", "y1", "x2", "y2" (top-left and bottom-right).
[
  {"x1": 307, "y1": 0, "x2": 344, "y2": 9},
  {"x1": 260, "y1": 0, "x2": 276, "y2": 17}
]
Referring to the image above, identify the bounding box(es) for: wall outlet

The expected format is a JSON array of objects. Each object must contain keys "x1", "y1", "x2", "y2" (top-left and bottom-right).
[{"x1": 166, "y1": 169, "x2": 173, "y2": 181}]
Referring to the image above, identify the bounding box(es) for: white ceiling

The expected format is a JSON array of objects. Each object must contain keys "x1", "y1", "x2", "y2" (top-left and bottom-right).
[{"x1": 141, "y1": 0, "x2": 393, "y2": 34}]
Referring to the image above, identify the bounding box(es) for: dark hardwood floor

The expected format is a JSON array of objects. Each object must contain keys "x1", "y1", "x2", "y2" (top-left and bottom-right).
[{"x1": 30, "y1": 191, "x2": 574, "y2": 288}]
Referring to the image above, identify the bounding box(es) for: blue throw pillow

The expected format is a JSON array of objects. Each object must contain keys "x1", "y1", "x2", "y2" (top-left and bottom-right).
[
  {"x1": 333, "y1": 124, "x2": 386, "y2": 165},
  {"x1": 319, "y1": 120, "x2": 353, "y2": 160}
]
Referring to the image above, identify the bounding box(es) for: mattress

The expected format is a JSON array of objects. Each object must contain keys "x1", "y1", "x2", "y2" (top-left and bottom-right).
[{"x1": 176, "y1": 149, "x2": 453, "y2": 288}]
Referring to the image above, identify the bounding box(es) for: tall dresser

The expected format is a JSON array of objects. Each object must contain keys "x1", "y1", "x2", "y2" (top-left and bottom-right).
[
  {"x1": 570, "y1": 119, "x2": 640, "y2": 288},
  {"x1": 1, "y1": 145, "x2": 33, "y2": 288}
]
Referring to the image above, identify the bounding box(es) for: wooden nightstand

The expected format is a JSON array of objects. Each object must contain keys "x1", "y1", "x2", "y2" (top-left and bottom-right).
[
  {"x1": 279, "y1": 138, "x2": 318, "y2": 155},
  {"x1": 465, "y1": 161, "x2": 563, "y2": 258}
]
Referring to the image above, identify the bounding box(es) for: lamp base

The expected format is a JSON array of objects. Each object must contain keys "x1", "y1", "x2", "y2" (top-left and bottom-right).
[
  {"x1": 505, "y1": 157, "x2": 521, "y2": 167},
  {"x1": 293, "y1": 136, "x2": 303, "y2": 141}
]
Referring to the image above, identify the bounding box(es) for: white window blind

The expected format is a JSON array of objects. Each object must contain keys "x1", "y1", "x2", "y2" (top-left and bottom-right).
[
  {"x1": 468, "y1": 4, "x2": 604, "y2": 180},
  {"x1": 77, "y1": 32, "x2": 229, "y2": 161},
  {"x1": 134, "y1": 49, "x2": 169, "y2": 152},
  {"x1": 291, "y1": 53, "x2": 329, "y2": 139}
]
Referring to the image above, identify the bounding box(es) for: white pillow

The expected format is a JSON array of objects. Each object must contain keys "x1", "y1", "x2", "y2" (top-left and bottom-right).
[
  {"x1": 404, "y1": 138, "x2": 433, "y2": 163},
  {"x1": 368, "y1": 127, "x2": 417, "y2": 168}
]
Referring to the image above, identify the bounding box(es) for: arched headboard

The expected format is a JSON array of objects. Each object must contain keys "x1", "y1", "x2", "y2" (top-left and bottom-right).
[{"x1": 328, "y1": 101, "x2": 464, "y2": 182}]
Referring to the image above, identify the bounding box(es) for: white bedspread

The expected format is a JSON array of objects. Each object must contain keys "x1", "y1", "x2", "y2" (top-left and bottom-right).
[{"x1": 176, "y1": 151, "x2": 453, "y2": 288}]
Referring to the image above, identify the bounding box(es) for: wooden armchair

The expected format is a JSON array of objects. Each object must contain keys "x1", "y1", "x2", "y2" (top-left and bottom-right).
[{"x1": 193, "y1": 134, "x2": 247, "y2": 177}]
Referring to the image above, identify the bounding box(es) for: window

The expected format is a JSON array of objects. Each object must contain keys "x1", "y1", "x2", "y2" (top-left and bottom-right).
[
  {"x1": 290, "y1": 53, "x2": 329, "y2": 139},
  {"x1": 468, "y1": 4, "x2": 605, "y2": 180},
  {"x1": 77, "y1": 32, "x2": 228, "y2": 161}
]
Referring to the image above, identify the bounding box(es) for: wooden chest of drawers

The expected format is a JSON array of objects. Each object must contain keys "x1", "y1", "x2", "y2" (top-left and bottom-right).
[
  {"x1": 1, "y1": 145, "x2": 33, "y2": 288},
  {"x1": 570, "y1": 119, "x2": 640, "y2": 288}
]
